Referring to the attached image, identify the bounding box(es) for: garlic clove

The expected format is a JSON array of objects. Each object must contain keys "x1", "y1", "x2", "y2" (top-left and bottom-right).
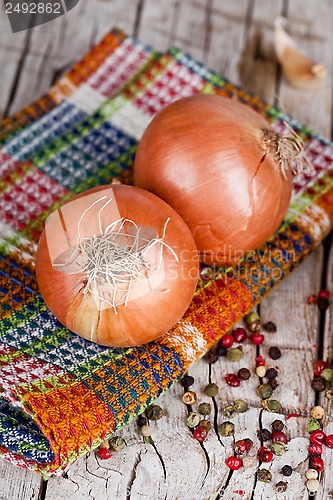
[{"x1": 274, "y1": 16, "x2": 327, "y2": 90}]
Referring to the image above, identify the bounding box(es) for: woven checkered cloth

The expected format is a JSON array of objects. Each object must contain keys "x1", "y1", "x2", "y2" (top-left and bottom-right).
[{"x1": 1, "y1": 28, "x2": 333, "y2": 477}]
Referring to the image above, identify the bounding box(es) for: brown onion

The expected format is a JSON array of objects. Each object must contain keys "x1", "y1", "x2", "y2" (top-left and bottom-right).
[
  {"x1": 36, "y1": 184, "x2": 199, "y2": 347},
  {"x1": 134, "y1": 94, "x2": 295, "y2": 265}
]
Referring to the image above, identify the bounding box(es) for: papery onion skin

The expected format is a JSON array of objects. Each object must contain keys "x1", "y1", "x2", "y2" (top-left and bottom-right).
[
  {"x1": 134, "y1": 94, "x2": 293, "y2": 266},
  {"x1": 36, "y1": 185, "x2": 199, "y2": 347}
]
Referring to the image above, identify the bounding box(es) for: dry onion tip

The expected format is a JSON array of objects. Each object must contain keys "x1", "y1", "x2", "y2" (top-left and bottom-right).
[
  {"x1": 134, "y1": 94, "x2": 299, "y2": 266},
  {"x1": 36, "y1": 184, "x2": 199, "y2": 347}
]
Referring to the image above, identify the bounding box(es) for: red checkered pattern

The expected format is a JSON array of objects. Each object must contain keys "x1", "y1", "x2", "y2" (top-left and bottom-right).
[
  {"x1": 0, "y1": 169, "x2": 69, "y2": 231},
  {"x1": 133, "y1": 61, "x2": 204, "y2": 116}
]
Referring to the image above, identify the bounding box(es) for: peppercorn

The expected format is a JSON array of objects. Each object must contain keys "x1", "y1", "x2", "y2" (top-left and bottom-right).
[
  {"x1": 307, "y1": 294, "x2": 318, "y2": 305},
  {"x1": 318, "y1": 289, "x2": 330, "y2": 299},
  {"x1": 224, "y1": 374, "x2": 241, "y2": 387},
  {"x1": 325, "y1": 434, "x2": 333, "y2": 448},
  {"x1": 257, "y1": 468, "x2": 272, "y2": 483},
  {"x1": 268, "y1": 346, "x2": 281, "y2": 360},
  {"x1": 272, "y1": 431, "x2": 288, "y2": 444},
  {"x1": 271, "y1": 442, "x2": 287, "y2": 456},
  {"x1": 268, "y1": 379, "x2": 279, "y2": 391},
  {"x1": 305, "y1": 469, "x2": 318, "y2": 480},
  {"x1": 266, "y1": 367, "x2": 278, "y2": 379},
  {"x1": 227, "y1": 346, "x2": 244, "y2": 362},
  {"x1": 109, "y1": 436, "x2": 125, "y2": 451},
  {"x1": 281, "y1": 465, "x2": 293, "y2": 477},
  {"x1": 216, "y1": 344, "x2": 227, "y2": 357},
  {"x1": 198, "y1": 402, "x2": 212, "y2": 416},
  {"x1": 307, "y1": 478, "x2": 320, "y2": 493},
  {"x1": 137, "y1": 415, "x2": 148, "y2": 428},
  {"x1": 180, "y1": 375, "x2": 194, "y2": 389},
  {"x1": 206, "y1": 350, "x2": 219, "y2": 364},
  {"x1": 257, "y1": 446, "x2": 273, "y2": 462},
  {"x1": 263, "y1": 321, "x2": 277, "y2": 333},
  {"x1": 309, "y1": 429, "x2": 326, "y2": 445},
  {"x1": 275, "y1": 481, "x2": 288, "y2": 493},
  {"x1": 233, "y1": 399, "x2": 249, "y2": 413},
  {"x1": 313, "y1": 359, "x2": 328, "y2": 376},
  {"x1": 321, "y1": 367, "x2": 333, "y2": 382},
  {"x1": 310, "y1": 456, "x2": 324, "y2": 473},
  {"x1": 255, "y1": 356, "x2": 266, "y2": 366},
  {"x1": 325, "y1": 389, "x2": 333, "y2": 400},
  {"x1": 223, "y1": 404, "x2": 235, "y2": 418},
  {"x1": 204, "y1": 383, "x2": 219, "y2": 398},
  {"x1": 242, "y1": 455, "x2": 255, "y2": 468},
  {"x1": 220, "y1": 334, "x2": 235, "y2": 349},
  {"x1": 146, "y1": 405, "x2": 164, "y2": 421},
  {"x1": 198, "y1": 419, "x2": 212, "y2": 431},
  {"x1": 237, "y1": 367, "x2": 251, "y2": 380},
  {"x1": 245, "y1": 311, "x2": 260, "y2": 325},
  {"x1": 225, "y1": 456, "x2": 243, "y2": 470},
  {"x1": 193, "y1": 426, "x2": 208, "y2": 442},
  {"x1": 307, "y1": 418, "x2": 321, "y2": 433},
  {"x1": 271, "y1": 420, "x2": 284, "y2": 432},
  {"x1": 233, "y1": 439, "x2": 247, "y2": 455},
  {"x1": 182, "y1": 391, "x2": 197, "y2": 405},
  {"x1": 140, "y1": 425, "x2": 153, "y2": 437},
  {"x1": 186, "y1": 412, "x2": 200, "y2": 428},
  {"x1": 232, "y1": 327, "x2": 248, "y2": 343},
  {"x1": 262, "y1": 399, "x2": 282, "y2": 412},
  {"x1": 251, "y1": 333, "x2": 265, "y2": 345},
  {"x1": 257, "y1": 428, "x2": 272, "y2": 442},
  {"x1": 311, "y1": 377, "x2": 326, "y2": 392},
  {"x1": 310, "y1": 406, "x2": 325, "y2": 420},
  {"x1": 308, "y1": 443, "x2": 323, "y2": 455},
  {"x1": 317, "y1": 296, "x2": 329, "y2": 311},
  {"x1": 257, "y1": 384, "x2": 273, "y2": 399},
  {"x1": 248, "y1": 321, "x2": 261, "y2": 332},
  {"x1": 256, "y1": 366, "x2": 266, "y2": 378},
  {"x1": 97, "y1": 447, "x2": 112, "y2": 459},
  {"x1": 244, "y1": 438, "x2": 253, "y2": 451},
  {"x1": 219, "y1": 421, "x2": 235, "y2": 437}
]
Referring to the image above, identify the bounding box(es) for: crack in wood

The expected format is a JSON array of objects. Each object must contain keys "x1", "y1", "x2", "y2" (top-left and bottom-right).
[
  {"x1": 149, "y1": 438, "x2": 167, "y2": 481},
  {"x1": 208, "y1": 364, "x2": 225, "y2": 449},
  {"x1": 133, "y1": 0, "x2": 145, "y2": 38},
  {"x1": 126, "y1": 450, "x2": 143, "y2": 500}
]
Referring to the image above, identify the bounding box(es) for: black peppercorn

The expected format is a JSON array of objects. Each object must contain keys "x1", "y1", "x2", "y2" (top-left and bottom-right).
[
  {"x1": 263, "y1": 321, "x2": 277, "y2": 333},
  {"x1": 206, "y1": 350, "x2": 219, "y2": 364},
  {"x1": 216, "y1": 344, "x2": 227, "y2": 356},
  {"x1": 318, "y1": 296, "x2": 329, "y2": 311},
  {"x1": 257, "y1": 428, "x2": 272, "y2": 442},
  {"x1": 268, "y1": 346, "x2": 281, "y2": 360},
  {"x1": 238, "y1": 368, "x2": 251, "y2": 380},
  {"x1": 266, "y1": 367, "x2": 278, "y2": 379},
  {"x1": 180, "y1": 375, "x2": 195, "y2": 389},
  {"x1": 275, "y1": 481, "x2": 288, "y2": 492},
  {"x1": 311, "y1": 377, "x2": 326, "y2": 392},
  {"x1": 137, "y1": 415, "x2": 148, "y2": 427},
  {"x1": 271, "y1": 420, "x2": 284, "y2": 432},
  {"x1": 281, "y1": 464, "x2": 293, "y2": 477},
  {"x1": 269, "y1": 379, "x2": 279, "y2": 391}
]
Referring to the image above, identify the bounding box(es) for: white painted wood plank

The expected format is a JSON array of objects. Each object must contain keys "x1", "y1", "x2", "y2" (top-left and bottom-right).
[
  {"x1": 0, "y1": 459, "x2": 42, "y2": 500},
  {"x1": 138, "y1": 0, "x2": 178, "y2": 51}
]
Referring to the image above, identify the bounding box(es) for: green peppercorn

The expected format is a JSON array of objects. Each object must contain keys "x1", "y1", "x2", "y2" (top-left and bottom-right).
[
  {"x1": 219, "y1": 421, "x2": 235, "y2": 437},
  {"x1": 146, "y1": 405, "x2": 164, "y2": 421},
  {"x1": 227, "y1": 347, "x2": 244, "y2": 362},
  {"x1": 262, "y1": 399, "x2": 282, "y2": 412},
  {"x1": 198, "y1": 402, "x2": 212, "y2": 416},
  {"x1": 204, "y1": 383, "x2": 219, "y2": 398},
  {"x1": 257, "y1": 468, "x2": 272, "y2": 483},
  {"x1": 238, "y1": 367, "x2": 251, "y2": 380},
  {"x1": 307, "y1": 418, "x2": 321, "y2": 433},
  {"x1": 245, "y1": 311, "x2": 260, "y2": 324},
  {"x1": 109, "y1": 436, "x2": 125, "y2": 451},
  {"x1": 223, "y1": 404, "x2": 235, "y2": 418},
  {"x1": 233, "y1": 399, "x2": 249, "y2": 413},
  {"x1": 186, "y1": 412, "x2": 201, "y2": 428},
  {"x1": 271, "y1": 442, "x2": 287, "y2": 456},
  {"x1": 320, "y1": 368, "x2": 333, "y2": 382},
  {"x1": 257, "y1": 384, "x2": 273, "y2": 399},
  {"x1": 198, "y1": 419, "x2": 212, "y2": 431}
]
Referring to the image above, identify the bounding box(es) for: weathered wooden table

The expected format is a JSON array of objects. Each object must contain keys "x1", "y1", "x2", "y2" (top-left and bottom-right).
[{"x1": 1, "y1": 0, "x2": 333, "y2": 498}]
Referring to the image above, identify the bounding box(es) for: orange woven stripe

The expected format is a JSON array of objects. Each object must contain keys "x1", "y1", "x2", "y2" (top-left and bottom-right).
[{"x1": 23, "y1": 381, "x2": 115, "y2": 473}]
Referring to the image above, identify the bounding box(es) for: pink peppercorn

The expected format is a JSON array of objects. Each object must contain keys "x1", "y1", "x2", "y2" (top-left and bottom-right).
[{"x1": 225, "y1": 374, "x2": 241, "y2": 387}]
